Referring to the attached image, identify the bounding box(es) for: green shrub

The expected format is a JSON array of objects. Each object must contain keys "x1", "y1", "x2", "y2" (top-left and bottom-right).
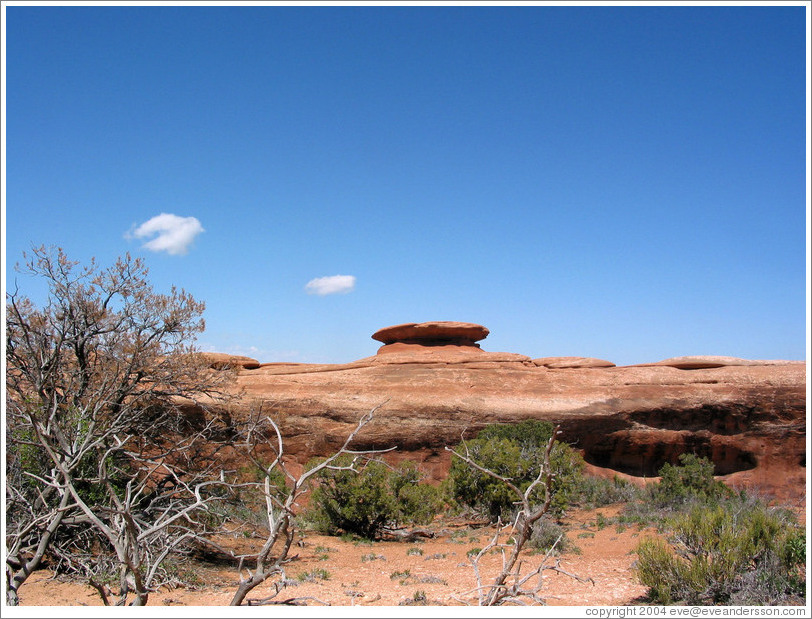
[
  {"x1": 307, "y1": 457, "x2": 394, "y2": 539},
  {"x1": 616, "y1": 454, "x2": 737, "y2": 529},
  {"x1": 388, "y1": 461, "x2": 444, "y2": 526},
  {"x1": 296, "y1": 568, "x2": 330, "y2": 582},
  {"x1": 400, "y1": 590, "x2": 429, "y2": 605},
  {"x1": 447, "y1": 420, "x2": 584, "y2": 521},
  {"x1": 650, "y1": 453, "x2": 732, "y2": 508},
  {"x1": 636, "y1": 538, "x2": 686, "y2": 604},
  {"x1": 570, "y1": 474, "x2": 643, "y2": 508},
  {"x1": 390, "y1": 569, "x2": 412, "y2": 583},
  {"x1": 307, "y1": 456, "x2": 442, "y2": 539},
  {"x1": 636, "y1": 498, "x2": 805, "y2": 605},
  {"x1": 528, "y1": 516, "x2": 572, "y2": 555}
]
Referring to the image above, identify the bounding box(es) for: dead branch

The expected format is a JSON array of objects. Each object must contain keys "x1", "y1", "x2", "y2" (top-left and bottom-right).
[
  {"x1": 379, "y1": 527, "x2": 436, "y2": 542},
  {"x1": 446, "y1": 425, "x2": 588, "y2": 605},
  {"x1": 228, "y1": 401, "x2": 393, "y2": 606}
]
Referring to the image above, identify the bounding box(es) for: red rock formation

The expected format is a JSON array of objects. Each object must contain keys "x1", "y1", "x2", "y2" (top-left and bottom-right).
[
  {"x1": 196, "y1": 325, "x2": 806, "y2": 504},
  {"x1": 372, "y1": 321, "x2": 490, "y2": 345},
  {"x1": 372, "y1": 321, "x2": 490, "y2": 355},
  {"x1": 632, "y1": 355, "x2": 777, "y2": 369},
  {"x1": 534, "y1": 357, "x2": 616, "y2": 369},
  {"x1": 197, "y1": 352, "x2": 261, "y2": 370}
]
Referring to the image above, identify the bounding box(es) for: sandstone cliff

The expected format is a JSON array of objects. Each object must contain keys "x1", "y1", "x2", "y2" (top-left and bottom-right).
[{"x1": 199, "y1": 323, "x2": 806, "y2": 503}]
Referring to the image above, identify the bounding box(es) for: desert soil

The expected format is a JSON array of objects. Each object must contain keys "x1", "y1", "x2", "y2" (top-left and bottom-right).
[{"x1": 17, "y1": 505, "x2": 656, "y2": 608}]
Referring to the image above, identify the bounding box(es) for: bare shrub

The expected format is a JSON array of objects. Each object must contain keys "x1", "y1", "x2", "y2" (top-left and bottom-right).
[
  {"x1": 225, "y1": 403, "x2": 394, "y2": 606},
  {"x1": 5, "y1": 247, "x2": 233, "y2": 605}
]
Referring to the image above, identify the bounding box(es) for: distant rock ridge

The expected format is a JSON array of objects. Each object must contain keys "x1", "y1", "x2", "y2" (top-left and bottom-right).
[
  {"x1": 534, "y1": 357, "x2": 617, "y2": 369},
  {"x1": 197, "y1": 322, "x2": 805, "y2": 502},
  {"x1": 204, "y1": 322, "x2": 802, "y2": 371},
  {"x1": 197, "y1": 352, "x2": 260, "y2": 370},
  {"x1": 629, "y1": 355, "x2": 806, "y2": 370}
]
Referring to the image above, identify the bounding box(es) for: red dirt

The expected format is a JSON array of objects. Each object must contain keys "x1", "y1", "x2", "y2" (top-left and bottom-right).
[{"x1": 16, "y1": 505, "x2": 656, "y2": 608}]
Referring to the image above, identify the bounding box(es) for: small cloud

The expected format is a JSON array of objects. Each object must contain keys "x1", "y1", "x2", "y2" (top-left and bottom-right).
[
  {"x1": 126, "y1": 213, "x2": 204, "y2": 255},
  {"x1": 305, "y1": 274, "x2": 356, "y2": 296}
]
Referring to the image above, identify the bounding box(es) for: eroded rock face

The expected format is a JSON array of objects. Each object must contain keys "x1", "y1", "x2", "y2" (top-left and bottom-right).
[
  {"x1": 200, "y1": 329, "x2": 806, "y2": 503},
  {"x1": 197, "y1": 352, "x2": 261, "y2": 370},
  {"x1": 534, "y1": 357, "x2": 617, "y2": 369},
  {"x1": 634, "y1": 355, "x2": 768, "y2": 369}
]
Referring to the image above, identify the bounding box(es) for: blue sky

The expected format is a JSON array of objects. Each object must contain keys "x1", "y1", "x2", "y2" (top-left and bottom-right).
[{"x1": 3, "y1": 2, "x2": 809, "y2": 366}]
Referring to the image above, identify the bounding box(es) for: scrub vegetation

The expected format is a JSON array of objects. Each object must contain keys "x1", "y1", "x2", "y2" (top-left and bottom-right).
[{"x1": 6, "y1": 249, "x2": 804, "y2": 607}]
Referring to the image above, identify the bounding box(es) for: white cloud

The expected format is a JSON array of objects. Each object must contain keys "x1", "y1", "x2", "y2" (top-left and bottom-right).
[
  {"x1": 127, "y1": 213, "x2": 204, "y2": 255},
  {"x1": 305, "y1": 274, "x2": 356, "y2": 296}
]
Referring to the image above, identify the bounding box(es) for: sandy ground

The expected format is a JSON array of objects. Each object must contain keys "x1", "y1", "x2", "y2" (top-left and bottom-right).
[{"x1": 16, "y1": 505, "x2": 656, "y2": 608}]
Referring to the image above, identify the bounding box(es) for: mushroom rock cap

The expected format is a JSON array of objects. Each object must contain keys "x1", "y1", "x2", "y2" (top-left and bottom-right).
[{"x1": 371, "y1": 321, "x2": 490, "y2": 346}]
